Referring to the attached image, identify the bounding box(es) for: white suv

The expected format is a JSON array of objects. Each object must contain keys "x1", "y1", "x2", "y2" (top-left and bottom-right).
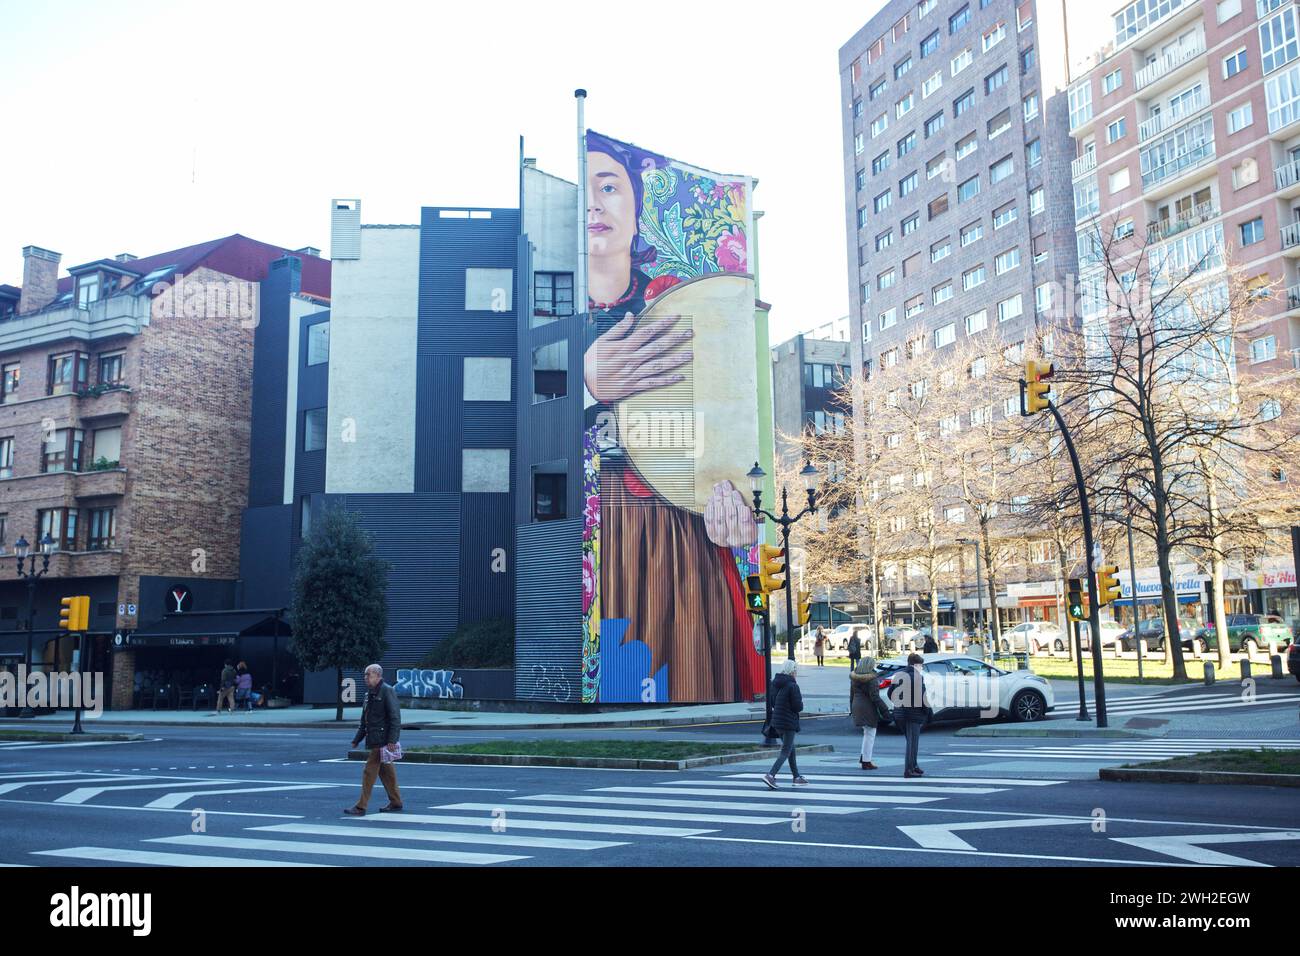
[
  {"x1": 999, "y1": 621, "x2": 1064, "y2": 654},
  {"x1": 876, "y1": 653, "x2": 1055, "y2": 723}
]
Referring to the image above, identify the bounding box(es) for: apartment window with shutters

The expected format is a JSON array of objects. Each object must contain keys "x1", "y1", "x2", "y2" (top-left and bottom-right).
[
  {"x1": 1023, "y1": 91, "x2": 1039, "y2": 121},
  {"x1": 998, "y1": 294, "x2": 1024, "y2": 323},
  {"x1": 1249, "y1": 335, "x2": 1277, "y2": 363},
  {"x1": 871, "y1": 114, "x2": 889, "y2": 137},
  {"x1": 896, "y1": 92, "x2": 915, "y2": 118},
  {"x1": 1029, "y1": 187, "x2": 1045, "y2": 216},
  {"x1": 982, "y1": 21, "x2": 1006, "y2": 51},
  {"x1": 930, "y1": 237, "x2": 951, "y2": 262},
  {"x1": 87, "y1": 507, "x2": 116, "y2": 550},
  {"x1": 928, "y1": 194, "x2": 950, "y2": 219},
  {"x1": 951, "y1": 48, "x2": 972, "y2": 76},
  {"x1": 969, "y1": 356, "x2": 987, "y2": 379},
  {"x1": 91, "y1": 425, "x2": 121, "y2": 467},
  {"x1": 97, "y1": 350, "x2": 125, "y2": 385},
  {"x1": 902, "y1": 213, "x2": 920, "y2": 235},
  {"x1": 902, "y1": 253, "x2": 922, "y2": 278},
  {"x1": 960, "y1": 220, "x2": 983, "y2": 246},
  {"x1": 856, "y1": 168, "x2": 867, "y2": 191},
  {"x1": 934, "y1": 323, "x2": 956, "y2": 348},
  {"x1": 852, "y1": 98, "x2": 864, "y2": 119},
  {"x1": 2, "y1": 363, "x2": 18, "y2": 401},
  {"x1": 868, "y1": 37, "x2": 884, "y2": 64},
  {"x1": 42, "y1": 428, "x2": 84, "y2": 474},
  {"x1": 858, "y1": 206, "x2": 869, "y2": 228},
  {"x1": 933, "y1": 282, "x2": 954, "y2": 305},
  {"x1": 47, "y1": 351, "x2": 88, "y2": 396},
  {"x1": 1035, "y1": 281, "x2": 1054, "y2": 312},
  {"x1": 898, "y1": 131, "x2": 917, "y2": 157},
  {"x1": 954, "y1": 88, "x2": 975, "y2": 117},
  {"x1": 922, "y1": 30, "x2": 940, "y2": 57},
  {"x1": 923, "y1": 70, "x2": 943, "y2": 97},
  {"x1": 880, "y1": 308, "x2": 897, "y2": 331},
  {"x1": 876, "y1": 229, "x2": 894, "y2": 252},
  {"x1": 965, "y1": 309, "x2": 988, "y2": 334},
  {"x1": 306, "y1": 321, "x2": 331, "y2": 365},
  {"x1": 303, "y1": 408, "x2": 327, "y2": 452},
  {"x1": 994, "y1": 247, "x2": 1020, "y2": 275},
  {"x1": 990, "y1": 155, "x2": 1014, "y2": 184},
  {"x1": 950, "y1": 4, "x2": 971, "y2": 34},
  {"x1": 1026, "y1": 138, "x2": 1042, "y2": 168},
  {"x1": 855, "y1": 132, "x2": 865, "y2": 155},
  {"x1": 900, "y1": 172, "x2": 919, "y2": 197},
  {"x1": 987, "y1": 108, "x2": 1012, "y2": 139},
  {"x1": 984, "y1": 65, "x2": 1008, "y2": 95},
  {"x1": 1021, "y1": 46, "x2": 1036, "y2": 74},
  {"x1": 1032, "y1": 233, "x2": 1049, "y2": 264},
  {"x1": 962, "y1": 264, "x2": 986, "y2": 291},
  {"x1": 905, "y1": 294, "x2": 925, "y2": 318},
  {"x1": 874, "y1": 190, "x2": 892, "y2": 213},
  {"x1": 0, "y1": 437, "x2": 11, "y2": 478},
  {"x1": 38, "y1": 508, "x2": 78, "y2": 551},
  {"x1": 926, "y1": 153, "x2": 947, "y2": 179},
  {"x1": 870, "y1": 77, "x2": 887, "y2": 100},
  {"x1": 925, "y1": 111, "x2": 946, "y2": 137},
  {"x1": 956, "y1": 132, "x2": 977, "y2": 160},
  {"x1": 958, "y1": 175, "x2": 980, "y2": 203},
  {"x1": 872, "y1": 151, "x2": 891, "y2": 175},
  {"x1": 878, "y1": 268, "x2": 896, "y2": 290},
  {"x1": 895, "y1": 55, "x2": 914, "y2": 79},
  {"x1": 993, "y1": 201, "x2": 1018, "y2": 228}
]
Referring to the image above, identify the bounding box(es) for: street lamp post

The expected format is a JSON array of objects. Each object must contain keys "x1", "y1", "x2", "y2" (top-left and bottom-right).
[
  {"x1": 958, "y1": 538, "x2": 986, "y2": 660},
  {"x1": 15, "y1": 533, "x2": 56, "y2": 719},
  {"x1": 747, "y1": 460, "x2": 820, "y2": 663}
]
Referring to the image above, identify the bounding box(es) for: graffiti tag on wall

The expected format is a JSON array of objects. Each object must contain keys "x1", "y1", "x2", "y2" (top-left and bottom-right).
[{"x1": 395, "y1": 669, "x2": 464, "y2": 699}]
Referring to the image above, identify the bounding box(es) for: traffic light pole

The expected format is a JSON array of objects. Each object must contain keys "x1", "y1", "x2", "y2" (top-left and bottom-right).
[
  {"x1": 761, "y1": 610, "x2": 777, "y2": 745},
  {"x1": 1072, "y1": 619, "x2": 1089, "y2": 721},
  {"x1": 750, "y1": 482, "x2": 818, "y2": 662}
]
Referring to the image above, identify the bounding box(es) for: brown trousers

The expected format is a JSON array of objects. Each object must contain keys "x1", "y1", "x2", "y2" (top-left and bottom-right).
[
  {"x1": 215, "y1": 687, "x2": 237, "y2": 712},
  {"x1": 357, "y1": 747, "x2": 402, "y2": 810}
]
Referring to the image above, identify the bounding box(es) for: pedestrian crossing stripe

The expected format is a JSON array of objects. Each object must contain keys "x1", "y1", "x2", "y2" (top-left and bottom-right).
[
  {"x1": 254, "y1": 822, "x2": 626, "y2": 851},
  {"x1": 721, "y1": 773, "x2": 1068, "y2": 786},
  {"x1": 1054, "y1": 694, "x2": 1298, "y2": 717},
  {"x1": 34, "y1": 847, "x2": 332, "y2": 867},
  {"x1": 147, "y1": 834, "x2": 526, "y2": 866},
  {"x1": 591, "y1": 786, "x2": 947, "y2": 805},
  {"x1": 437, "y1": 801, "x2": 795, "y2": 825},
  {"x1": 359, "y1": 811, "x2": 714, "y2": 837},
  {"x1": 690, "y1": 779, "x2": 1008, "y2": 795},
  {"x1": 513, "y1": 794, "x2": 869, "y2": 814},
  {"x1": 145, "y1": 784, "x2": 335, "y2": 809}
]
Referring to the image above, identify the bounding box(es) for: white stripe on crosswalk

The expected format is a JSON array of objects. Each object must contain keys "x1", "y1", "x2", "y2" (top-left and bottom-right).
[
  {"x1": 0, "y1": 776, "x2": 147, "y2": 797},
  {"x1": 148, "y1": 834, "x2": 525, "y2": 865},
  {"x1": 1082, "y1": 695, "x2": 1299, "y2": 717},
  {"x1": 0, "y1": 739, "x2": 151, "y2": 751},
  {"x1": 145, "y1": 785, "x2": 335, "y2": 809},
  {"x1": 34, "y1": 846, "x2": 332, "y2": 867},
  {"x1": 438, "y1": 801, "x2": 792, "y2": 825},
  {"x1": 0, "y1": 771, "x2": 91, "y2": 779},
  {"x1": 513, "y1": 794, "x2": 869, "y2": 815},
  {"x1": 359, "y1": 812, "x2": 713, "y2": 837},
  {"x1": 722, "y1": 773, "x2": 1067, "y2": 786},
  {"x1": 254, "y1": 822, "x2": 626, "y2": 851},
  {"x1": 593, "y1": 786, "x2": 945, "y2": 805},
  {"x1": 55, "y1": 780, "x2": 240, "y2": 804},
  {"x1": 682, "y1": 779, "x2": 1006, "y2": 795}
]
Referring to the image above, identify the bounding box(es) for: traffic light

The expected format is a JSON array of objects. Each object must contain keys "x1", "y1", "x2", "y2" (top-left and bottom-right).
[
  {"x1": 1024, "y1": 359, "x2": 1054, "y2": 415},
  {"x1": 59, "y1": 595, "x2": 90, "y2": 632},
  {"x1": 1095, "y1": 566, "x2": 1121, "y2": 606},
  {"x1": 758, "y1": 544, "x2": 786, "y2": 593},
  {"x1": 1066, "y1": 578, "x2": 1086, "y2": 622},
  {"x1": 744, "y1": 574, "x2": 768, "y2": 614},
  {"x1": 797, "y1": 589, "x2": 812, "y2": 627}
]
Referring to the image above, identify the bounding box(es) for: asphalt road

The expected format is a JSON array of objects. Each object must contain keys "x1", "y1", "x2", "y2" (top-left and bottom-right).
[{"x1": 2, "y1": 710, "x2": 1298, "y2": 868}]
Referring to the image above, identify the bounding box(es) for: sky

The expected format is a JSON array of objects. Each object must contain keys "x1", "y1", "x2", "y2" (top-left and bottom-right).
[{"x1": 0, "y1": 0, "x2": 1108, "y2": 344}]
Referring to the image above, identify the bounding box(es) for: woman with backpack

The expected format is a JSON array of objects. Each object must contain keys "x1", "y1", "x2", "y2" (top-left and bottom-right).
[
  {"x1": 762, "y1": 659, "x2": 809, "y2": 789},
  {"x1": 849, "y1": 656, "x2": 888, "y2": 770}
]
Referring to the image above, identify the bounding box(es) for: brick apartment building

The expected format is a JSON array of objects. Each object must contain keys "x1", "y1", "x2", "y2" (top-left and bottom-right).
[{"x1": 0, "y1": 236, "x2": 329, "y2": 709}]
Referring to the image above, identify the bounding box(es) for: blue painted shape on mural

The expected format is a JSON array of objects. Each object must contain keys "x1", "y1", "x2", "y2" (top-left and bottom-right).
[
  {"x1": 598, "y1": 618, "x2": 668, "y2": 703},
  {"x1": 394, "y1": 668, "x2": 464, "y2": 699}
]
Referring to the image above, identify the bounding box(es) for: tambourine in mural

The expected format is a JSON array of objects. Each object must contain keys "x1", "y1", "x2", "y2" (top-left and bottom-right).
[{"x1": 615, "y1": 271, "x2": 760, "y2": 514}]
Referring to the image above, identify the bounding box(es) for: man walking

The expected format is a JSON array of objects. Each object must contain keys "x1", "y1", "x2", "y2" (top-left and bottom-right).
[
  {"x1": 344, "y1": 664, "x2": 403, "y2": 816},
  {"x1": 847, "y1": 630, "x2": 861, "y2": 674},
  {"x1": 890, "y1": 652, "x2": 930, "y2": 778},
  {"x1": 213, "y1": 660, "x2": 237, "y2": 715}
]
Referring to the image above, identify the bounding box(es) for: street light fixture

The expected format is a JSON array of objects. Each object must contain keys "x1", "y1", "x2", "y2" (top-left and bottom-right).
[
  {"x1": 957, "y1": 537, "x2": 986, "y2": 660},
  {"x1": 747, "y1": 459, "x2": 820, "y2": 660},
  {"x1": 14, "y1": 532, "x2": 56, "y2": 718}
]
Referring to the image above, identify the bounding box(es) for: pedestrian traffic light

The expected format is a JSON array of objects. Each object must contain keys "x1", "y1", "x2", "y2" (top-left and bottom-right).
[
  {"x1": 1024, "y1": 359, "x2": 1054, "y2": 415},
  {"x1": 797, "y1": 589, "x2": 812, "y2": 627},
  {"x1": 59, "y1": 595, "x2": 90, "y2": 632},
  {"x1": 744, "y1": 574, "x2": 768, "y2": 614},
  {"x1": 1095, "y1": 566, "x2": 1121, "y2": 606},
  {"x1": 1067, "y1": 578, "x2": 1086, "y2": 622},
  {"x1": 758, "y1": 544, "x2": 786, "y2": 593}
]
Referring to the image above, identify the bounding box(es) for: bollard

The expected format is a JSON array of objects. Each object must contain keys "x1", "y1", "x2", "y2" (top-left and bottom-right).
[
  {"x1": 1138, "y1": 639, "x2": 1148, "y2": 660},
  {"x1": 1240, "y1": 657, "x2": 1252, "y2": 680},
  {"x1": 1203, "y1": 661, "x2": 1215, "y2": 685},
  {"x1": 1271, "y1": 654, "x2": 1284, "y2": 680}
]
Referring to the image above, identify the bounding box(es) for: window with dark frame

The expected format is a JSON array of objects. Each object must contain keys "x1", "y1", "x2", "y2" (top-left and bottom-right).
[
  {"x1": 306, "y1": 322, "x2": 330, "y2": 366},
  {"x1": 0, "y1": 438, "x2": 11, "y2": 479},
  {"x1": 87, "y1": 507, "x2": 116, "y2": 550},
  {"x1": 2, "y1": 363, "x2": 18, "y2": 400},
  {"x1": 303, "y1": 408, "x2": 327, "y2": 452},
  {"x1": 37, "y1": 507, "x2": 79, "y2": 551},
  {"x1": 532, "y1": 470, "x2": 567, "y2": 521},
  {"x1": 97, "y1": 350, "x2": 125, "y2": 386},
  {"x1": 47, "y1": 351, "x2": 88, "y2": 395},
  {"x1": 41, "y1": 428, "x2": 84, "y2": 473},
  {"x1": 533, "y1": 272, "x2": 574, "y2": 325}
]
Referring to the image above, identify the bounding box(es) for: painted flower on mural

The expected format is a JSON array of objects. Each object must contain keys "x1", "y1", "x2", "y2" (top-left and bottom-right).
[
  {"x1": 582, "y1": 550, "x2": 596, "y2": 614},
  {"x1": 716, "y1": 227, "x2": 747, "y2": 273},
  {"x1": 641, "y1": 168, "x2": 749, "y2": 280},
  {"x1": 583, "y1": 494, "x2": 600, "y2": 537}
]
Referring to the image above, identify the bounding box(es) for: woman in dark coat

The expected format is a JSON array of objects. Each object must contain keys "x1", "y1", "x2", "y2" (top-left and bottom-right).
[
  {"x1": 849, "y1": 657, "x2": 886, "y2": 770},
  {"x1": 763, "y1": 659, "x2": 809, "y2": 789}
]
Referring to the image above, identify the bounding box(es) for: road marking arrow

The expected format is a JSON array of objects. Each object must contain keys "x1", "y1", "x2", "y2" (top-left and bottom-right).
[
  {"x1": 899, "y1": 816, "x2": 1086, "y2": 850},
  {"x1": 1112, "y1": 831, "x2": 1300, "y2": 867}
]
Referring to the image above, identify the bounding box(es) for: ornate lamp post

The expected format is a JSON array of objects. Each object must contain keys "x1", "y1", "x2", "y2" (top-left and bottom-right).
[
  {"x1": 747, "y1": 460, "x2": 820, "y2": 661},
  {"x1": 15, "y1": 532, "x2": 56, "y2": 719}
]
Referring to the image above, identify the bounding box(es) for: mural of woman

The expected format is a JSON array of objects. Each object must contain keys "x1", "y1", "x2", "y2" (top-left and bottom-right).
[{"x1": 582, "y1": 130, "x2": 764, "y2": 703}]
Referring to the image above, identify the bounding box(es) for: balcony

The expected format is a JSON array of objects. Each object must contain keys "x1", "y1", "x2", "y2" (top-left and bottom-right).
[
  {"x1": 1260, "y1": 0, "x2": 1287, "y2": 20},
  {"x1": 0, "y1": 293, "x2": 148, "y2": 352},
  {"x1": 1276, "y1": 158, "x2": 1300, "y2": 198},
  {"x1": 1146, "y1": 201, "x2": 1219, "y2": 243},
  {"x1": 1288, "y1": 284, "x2": 1300, "y2": 310},
  {"x1": 75, "y1": 384, "x2": 131, "y2": 421},
  {"x1": 1134, "y1": 36, "x2": 1205, "y2": 92},
  {"x1": 1138, "y1": 90, "x2": 1208, "y2": 144},
  {"x1": 1284, "y1": 222, "x2": 1300, "y2": 252},
  {"x1": 1071, "y1": 152, "x2": 1097, "y2": 180},
  {"x1": 73, "y1": 466, "x2": 127, "y2": 499},
  {"x1": 1141, "y1": 135, "x2": 1215, "y2": 195}
]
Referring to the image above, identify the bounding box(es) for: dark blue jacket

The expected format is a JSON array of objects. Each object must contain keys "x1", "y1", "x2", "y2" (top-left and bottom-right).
[
  {"x1": 770, "y1": 673, "x2": 803, "y2": 732},
  {"x1": 889, "y1": 664, "x2": 930, "y2": 721}
]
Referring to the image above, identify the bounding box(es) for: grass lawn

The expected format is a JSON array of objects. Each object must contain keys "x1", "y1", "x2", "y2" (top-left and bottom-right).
[
  {"x1": 0, "y1": 729, "x2": 70, "y2": 740},
  {"x1": 1024, "y1": 656, "x2": 1200, "y2": 684},
  {"x1": 1123, "y1": 749, "x2": 1300, "y2": 775},
  {"x1": 408, "y1": 740, "x2": 775, "y2": 761}
]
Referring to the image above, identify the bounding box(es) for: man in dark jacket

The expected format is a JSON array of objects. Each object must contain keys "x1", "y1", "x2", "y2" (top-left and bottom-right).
[
  {"x1": 847, "y1": 633, "x2": 862, "y2": 673},
  {"x1": 344, "y1": 664, "x2": 403, "y2": 815},
  {"x1": 890, "y1": 653, "x2": 930, "y2": 778},
  {"x1": 213, "y1": 660, "x2": 237, "y2": 715}
]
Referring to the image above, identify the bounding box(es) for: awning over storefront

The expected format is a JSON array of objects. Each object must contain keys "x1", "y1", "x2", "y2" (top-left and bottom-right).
[
  {"x1": 1018, "y1": 595, "x2": 1060, "y2": 608},
  {"x1": 121, "y1": 611, "x2": 286, "y2": 649},
  {"x1": 1112, "y1": 594, "x2": 1200, "y2": 608},
  {"x1": 0, "y1": 630, "x2": 89, "y2": 659}
]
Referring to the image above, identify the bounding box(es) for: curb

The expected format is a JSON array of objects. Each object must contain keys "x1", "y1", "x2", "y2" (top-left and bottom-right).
[
  {"x1": 0, "y1": 732, "x2": 143, "y2": 742},
  {"x1": 954, "y1": 724, "x2": 1161, "y2": 738},
  {"x1": 1099, "y1": 767, "x2": 1300, "y2": 787},
  {"x1": 346, "y1": 744, "x2": 834, "y2": 770}
]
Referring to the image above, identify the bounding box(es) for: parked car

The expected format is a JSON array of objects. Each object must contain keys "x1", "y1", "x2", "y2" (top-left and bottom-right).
[
  {"x1": 1288, "y1": 640, "x2": 1300, "y2": 682},
  {"x1": 999, "y1": 621, "x2": 1064, "y2": 654},
  {"x1": 1190, "y1": 615, "x2": 1293, "y2": 655},
  {"x1": 874, "y1": 653, "x2": 1055, "y2": 724},
  {"x1": 828, "y1": 623, "x2": 876, "y2": 653},
  {"x1": 1077, "y1": 619, "x2": 1127, "y2": 652},
  {"x1": 1119, "y1": 616, "x2": 1198, "y2": 653},
  {"x1": 917, "y1": 625, "x2": 961, "y2": 650},
  {"x1": 882, "y1": 626, "x2": 920, "y2": 653}
]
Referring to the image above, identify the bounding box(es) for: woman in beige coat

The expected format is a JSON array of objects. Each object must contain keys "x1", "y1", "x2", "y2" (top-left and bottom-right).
[{"x1": 849, "y1": 657, "x2": 887, "y2": 770}]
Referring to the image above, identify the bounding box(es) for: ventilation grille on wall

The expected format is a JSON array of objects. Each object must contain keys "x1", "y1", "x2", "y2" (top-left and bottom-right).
[{"x1": 331, "y1": 199, "x2": 361, "y2": 260}]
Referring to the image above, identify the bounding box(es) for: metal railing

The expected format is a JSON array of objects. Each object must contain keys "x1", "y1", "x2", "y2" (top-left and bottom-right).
[
  {"x1": 1138, "y1": 90, "x2": 1207, "y2": 143},
  {"x1": 1134, "y1": 36, "x2": 1205, "y2": 91},
  {"x1": 1145, "y1": 201, "x2": 1218, "y2": 242},
  {"x1": 1141, "y1": 137, "x2": 1214, "y2": 188},
  {"x1": 1071, "y1": 152, "x2": 1097, "y2": 179},
  {"x1": 1283, "y1": 221, "x2": 1300, "y2": 249},
  {"x1": 1276, "y1": 158, "x2": 1300, "y2": 191}
]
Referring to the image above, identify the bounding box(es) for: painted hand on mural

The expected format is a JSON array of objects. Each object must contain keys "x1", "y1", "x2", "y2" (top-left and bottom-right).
[
  {"x1": 583, "y1": 312, "x2": 693, "y2": 403},
  {"x1": 704, "y1": 480, "x2": 758, "y2": 548}
]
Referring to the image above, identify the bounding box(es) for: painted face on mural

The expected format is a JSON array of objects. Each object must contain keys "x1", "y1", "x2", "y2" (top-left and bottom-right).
[{"x1": 587, "y1": 151, "x2": 637, "y2": 271}]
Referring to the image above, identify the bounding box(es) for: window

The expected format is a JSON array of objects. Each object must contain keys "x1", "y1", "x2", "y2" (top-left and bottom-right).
[
  {"x1": 998, "y1": 293, "x2": 1024, "y2": 323},
  {"x1": 969, "y1": 356, "x2": 987, "y2": 378},
  {"x1": 464, "y1": 268, "x2": 513, "y2": 311},
  {"x1": 303, "y1": 408, "x2": 327, "y2": 451},
  {"x1": 1069, "y1": 82, "x2": 1093, "y2": 128},
  {"x1": 87, "y1": 507, "x2": 116, "y2": 551},
  {"x1": 934, "y1": 323, "x2": 956, "y2": 348},
  {"x1": 852, "y1": 98, "x2": 864, "y2": 119},
  {"x1": 950, "y1": 4, "x2": 970, "y2": 33},
  {"x1": 990, "y1": 155, "x2": 1014, "y2": 183},
  {"x1": 958, "y1": 175, "x2": 980, "y2": 203},
  {"x1": 965, "y1": 308, "x2": 988, "y2": 334},
  {"x1": 857, "y1": 206, "x2": 869, "y2": 229},
  {"x1": 962, "y1": 264, "x2": 986, "y2": 290},
  {"x1": 905, "y1": 294, "x2": 925, "y2": 318},
  {"x1": 1021, "y1": 46, "x2": 1036, "y2": 74},
  {"x1": 47, "y1": 351, "x2": 88, "y2": 396},
  {"x1": 930, "y1": 237, "x2": 951, "y2": 262},
  {"x1": 902, "y1": 213, "x2": 920, "y2": 235},
  {"x1": 870, "y1": 78, "x2": 887, "y2": 101},
  {"x1": 993, "y1": 201, "x2": 1017, "y2": 228},
  {"x1": 981, "y1": 20, "x2": 1006, "y2": 51},
  {"x1": 1032, "y1": 233, "x2": 1049, "y2": 262},
  {"x1": 1109, "y1": 168, "x2": 1131, "y2": 193},
  {"x1": 925, "y1": 111, "x2": 946, "y2": 137},
  {"x1": 1262, "y1": 398, "x2": 1283, "y2": 421},
  {"x1": 880, "y1": 308, "x2": 898, "y2": 331},
  {"x1": 893, "y1": 14, "x2": 910, "y2": 41},
  {"x1": 923, "y1": 70, "x2": 943, "y2": 97},
  {"x1": 532, "y1": 341, "x2": 568, "y2": 403},
  {"x1": 871, "y1": 113, "x2": 889, "y2": 137},
  {"x1": 899, "y1": 172, "x2": 919, "y2": 196},
  {"x1": 921, "y1": 30, "x2": 940, "y2": 57},
  {"x1": 532, "y1": 467, "x2": 566, "y2": 521},
  {"x1": 945, "y1": 506, "x2": 966, "y2": 524},
  {"x1": 952, "y1": 48, "x2": 973, "y2": 76},
  {"x1": 1227, "y1": 103, "x2": 1253, "y2": 133},
  {"x1": 855, "y1": 132, "x2": 865, "y2": 155},
  {"x1": 1250, "y1": 335, "x2": 1277, "y2": 363},
  {"x1": 872, "y1": 151, "x2": 891, "y2": 175},
  {"x1": 37, "y1": 508, "x2": 78, "y2": 552},
  {"x1": 1103, "y1": 69, "x2": 1123, "y2": 94},
  {"x1": 90, "y1": 425, "x2": 121, "y2": 466},
  {"x1": 42, "y1": 428, "x2": 84, "y2": 474},
  {"x1": 1026, "y1": 138, "x2": 1041, "y2": 167},
  {"x1": 1116, "y1": 218, "x2": 1135, "y2": 239},
  {"x1": 1261, "y1": 8, "x2": 1300, "y2": 74},
  {"x1": 939, "y1": 414, "x2": 961, "y2": 436},
  {"x1": 960, "y1": 220, "x2": 984, "y2": 246},
  {"x1": 878, "y1": 268, "x2": 896, "y2": 290},
  {"x1": 954, "y1": 88, "x2": 975, "y2": 117},
  {"x1": 984, "y1": 65, "x2": 1008, "y2": 95},
  {"x1": 895, "y1": 56, "x2": 914, "y2": 79},
  {"x1": 933, "y1": 282, "x2": 954, "y2": 305},
  {"x1": 77, "y1": 274, "x2": 100, "y2": 309},
  {"x1": 96, "y1": 350, "x2": 125, "y2": 386},
  {"x1": 1106, "y1": 117, "x2": 1126, "y2": 143},
  {"x1": 928, "y1": 194, "x2": 950, "y2": 219},
  {"x1": 926, "y1": 153, "x2": 947, "y2": 180},
  {"x1": 1, "y1": 363, "x2": 17, "y2": 400},
  {"x1": 1241, "y1": 216, "x2": 1265, "y2": 245},
  {"x1": 856, "y1": 168, "x2": 867, "y2": 191},
  {"x1": 1029, "y1": 187, "x2": 1044, "y2": 216},
  {"x1": 898, "y1": 131, "x2": 917, "y2": 157},
  {"x1": 874, "y1": 190, "x2": 892, "y2": 214},
  {"x1": 995, "y1": 247, "x2": 1020, "y2": 275},
  {"x1": 1223, "y1": 48, "x2": 1248, "y2": 79},
  {"x1": 1023, "y1": 92, "x2": 1040, "y2": 121},
  {"x1": 1035, "y1": 283, "x2": 1054, "y2": 313},
  {"x1": 896, "y1": 92, "x2": 915, "y2": 118},
  {"x1": 875, "y1": 229, "x2": 894, "y2": 252},
  {"x1": 0, "y1": 437, "x2": 11, "y2": 479},
  {"x1": 1217, "y1": 0, "x2": 1241, "y2": 22},
  {"x1": 919, "y1": 0, "x2": 937, "y2": 16},
  {"x1": 902, "y1": 253, "x2": 922, "y2": 277},
  {"x1": 987, "y1": 108, "x2": 1012, "y2": 138},
  {"x1": 533, "y1": 272, "x2": 573, "y2": 322},
  {"x1": 956, "y1": 132, "x2": 977, "y2": 159}
]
